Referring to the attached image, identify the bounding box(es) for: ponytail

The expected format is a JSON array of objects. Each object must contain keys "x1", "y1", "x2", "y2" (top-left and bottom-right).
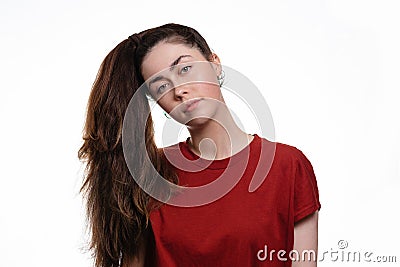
[
  {"x1": 78, "y1": 38, "x2": 176, "y2": 267},
  {"x1": 79, "y1": 23, "x2": 214, "y2": 267}
]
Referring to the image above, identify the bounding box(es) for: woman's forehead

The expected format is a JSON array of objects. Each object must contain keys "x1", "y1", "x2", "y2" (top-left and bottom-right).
[{"x1": 141, "y1": 42, "x2": 205, "y2": 80}]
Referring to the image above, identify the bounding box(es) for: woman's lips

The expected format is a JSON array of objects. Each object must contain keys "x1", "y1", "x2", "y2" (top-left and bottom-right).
[{"x1": 183, "y1": 98, "x2": 201, "y2": 113}]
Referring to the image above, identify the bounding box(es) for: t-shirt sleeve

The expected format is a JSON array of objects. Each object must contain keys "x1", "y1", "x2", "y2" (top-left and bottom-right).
[{"x1": 293, "y1": 148, "x2": 321, "y2": 223}]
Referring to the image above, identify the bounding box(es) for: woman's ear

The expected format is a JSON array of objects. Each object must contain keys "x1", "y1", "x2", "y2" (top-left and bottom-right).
[{"x1": 210, "y1": 53, "x2": 222, "y2": 76}]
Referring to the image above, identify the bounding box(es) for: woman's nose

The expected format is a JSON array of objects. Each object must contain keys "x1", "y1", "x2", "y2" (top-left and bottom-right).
[{"x1": 174, "y1": 84, "x2": 189, "y2": 99}]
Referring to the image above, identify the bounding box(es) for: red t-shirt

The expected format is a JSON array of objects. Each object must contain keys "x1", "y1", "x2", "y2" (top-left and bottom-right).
[{"x1": 149, "y1": 134, "x2": 321, "y2": 266}]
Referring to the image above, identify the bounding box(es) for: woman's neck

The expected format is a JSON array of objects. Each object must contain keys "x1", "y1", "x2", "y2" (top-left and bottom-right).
[{"x1": 186, "y1": 109, "x2": 254, "y2": 160}]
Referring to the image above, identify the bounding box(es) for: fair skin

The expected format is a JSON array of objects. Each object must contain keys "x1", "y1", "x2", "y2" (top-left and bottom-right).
[
  {"x1": 293, "y1": 212, "x2": 319, "y2": 266},
  {"x1": 132, "y1": 41, "x2": 319, "y2": 266},
  {"x1": 141, "y1": 41, "x2": 253, "y2": 160}
]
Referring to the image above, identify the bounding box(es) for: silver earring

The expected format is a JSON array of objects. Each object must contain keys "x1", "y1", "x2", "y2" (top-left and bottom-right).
[
  {"x1": 164, "y1": 111, "x2": 171, "y2": 119},
  {"x1": 217, "y1": 70, "x2": 225, "y2": 86}
]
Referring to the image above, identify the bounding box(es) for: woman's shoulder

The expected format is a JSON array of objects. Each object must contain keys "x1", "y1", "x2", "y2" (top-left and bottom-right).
[
  {"x1": 256, "y1": 135, "x2": 304, "y2": 157},
  {"x1": 276, "y1": 142, "x2": 304, "y2": 157},
  {"x1": 256, "y1": 135, "x2": 310, "y2": 167},
  {"x1": 156, "y1": 141, "x2": 186, "y2": 163}
]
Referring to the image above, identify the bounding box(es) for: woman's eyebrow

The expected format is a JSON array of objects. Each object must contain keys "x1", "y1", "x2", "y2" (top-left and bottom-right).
[
  {"x1": 148, "y1": 75, "x2": 165, "y2": 88},
  {"x1": 148, "y1": 55, "x2": 193, "y2": 87},
  {"x1": 169, "y1": 55, "x2": 192, "y2": 71}
]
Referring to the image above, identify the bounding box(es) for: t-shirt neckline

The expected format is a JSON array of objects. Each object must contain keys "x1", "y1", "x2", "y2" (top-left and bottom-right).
[{"x1": 178, "y1": 134, "x2": 260, "y2": 170}]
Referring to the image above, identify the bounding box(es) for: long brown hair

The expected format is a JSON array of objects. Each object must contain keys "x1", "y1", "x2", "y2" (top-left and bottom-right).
[{"x1": 78, "y1": 23, "x2": 213, "y2": 267}]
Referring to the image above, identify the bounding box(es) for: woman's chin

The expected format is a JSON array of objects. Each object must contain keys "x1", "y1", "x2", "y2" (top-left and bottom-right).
[{"x1": 184, "y1": 116, "x2": 213, "y2": 128}]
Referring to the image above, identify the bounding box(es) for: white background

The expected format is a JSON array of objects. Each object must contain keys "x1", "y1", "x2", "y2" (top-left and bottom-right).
[{"x1": 1, "y1": 0, "x2": 399, "y2": 266}]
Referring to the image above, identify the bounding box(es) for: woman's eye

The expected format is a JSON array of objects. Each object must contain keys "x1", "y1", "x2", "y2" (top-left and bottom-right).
[
  {"x1": 180, "y1": 65, "x2": 192, "y2": 74},
  {"x1": 157, "y1": 83, "x2": 170, "y2": 94}
]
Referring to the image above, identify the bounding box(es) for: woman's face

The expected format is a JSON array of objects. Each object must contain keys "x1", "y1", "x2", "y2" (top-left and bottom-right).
[{"x1": 140, "y1": 41, "x2": 224, "y2": 127}]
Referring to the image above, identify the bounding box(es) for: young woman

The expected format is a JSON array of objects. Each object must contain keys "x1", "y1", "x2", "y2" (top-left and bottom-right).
[{"x1": 79, "y1": 23, "x2": 321, "y2": 267}]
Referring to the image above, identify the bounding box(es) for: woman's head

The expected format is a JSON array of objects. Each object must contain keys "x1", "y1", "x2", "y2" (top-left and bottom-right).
[
  {"x1": 79, "y1": 23, "x2": 216, "y2": 267},
  {"x1": 133, "y1": 24, "x2": 224, "y2": 127},
  {"x1": 141, "y1": 41, "x2": 224, "y2": 127}
]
